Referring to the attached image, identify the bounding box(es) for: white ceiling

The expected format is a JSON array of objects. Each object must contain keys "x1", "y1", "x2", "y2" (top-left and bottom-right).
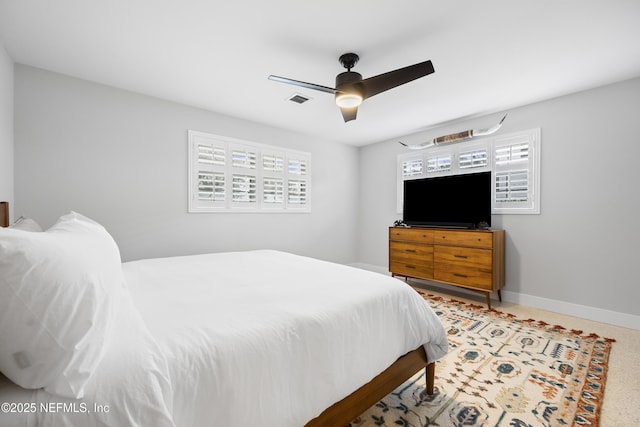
[{"x1": 1, "y1": 1, "x2": 640, "y2": 146}]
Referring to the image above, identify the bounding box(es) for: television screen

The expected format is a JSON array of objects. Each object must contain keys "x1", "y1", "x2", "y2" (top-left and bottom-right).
[{"x1": 402, "y1": 171, "x2": 492, "y2": 229}]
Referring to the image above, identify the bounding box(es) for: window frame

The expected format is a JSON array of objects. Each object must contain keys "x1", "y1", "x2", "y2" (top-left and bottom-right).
[{"x1": 188, "y1": 130, "x2": 311, "y2": 213}]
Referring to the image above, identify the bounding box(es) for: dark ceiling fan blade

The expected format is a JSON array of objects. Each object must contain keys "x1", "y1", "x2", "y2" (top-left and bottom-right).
[
  {"x1": 360, "y1": 60, "x2": 434, "y2": 100},
  {"x1": 268, "y1": 75, "x2": 337, "y2": 94},
  {"x1": 340, "y1": 106, "x2": 358, "y2": 122}
]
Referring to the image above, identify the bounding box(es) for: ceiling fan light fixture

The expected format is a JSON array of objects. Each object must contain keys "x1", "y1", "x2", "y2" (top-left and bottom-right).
[{"x1": 335, "y1": 92, "x2": 362, "y2": 108}]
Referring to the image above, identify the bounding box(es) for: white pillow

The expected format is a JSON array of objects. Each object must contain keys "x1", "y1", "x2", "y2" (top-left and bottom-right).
[
  {"x1": 0, "y1": 212, "x2": 123, "y2": 398},
  {"x1": 9, "y1": 217, "x2": 43, "y2": 232}
]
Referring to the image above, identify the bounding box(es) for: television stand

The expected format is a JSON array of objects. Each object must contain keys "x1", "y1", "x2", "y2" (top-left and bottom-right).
[{"x1": 389, "y1": 227, "x2": 505, "y2": 308}]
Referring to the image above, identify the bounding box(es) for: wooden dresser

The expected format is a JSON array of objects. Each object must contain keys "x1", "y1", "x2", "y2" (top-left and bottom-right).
[{"x1": 389, "y1": 227, "x2": 505, "y2": 308}]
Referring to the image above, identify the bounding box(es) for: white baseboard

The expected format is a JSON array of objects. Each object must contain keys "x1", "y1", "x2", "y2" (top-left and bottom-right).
[
  {"x1": 349, "y1": 262, "x2": 639, "y2": 331},
  {"x1": 500, "y1": 290, "x2": 639, "y2": 331}
]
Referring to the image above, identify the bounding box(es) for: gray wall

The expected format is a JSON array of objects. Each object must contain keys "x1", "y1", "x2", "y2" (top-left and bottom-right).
[
  {"x1": 12, "y1": 63, "x2": 640, "y2": 327},
  {"x1": 0, "y1": 44, "x2": 13, "y2": 215},
  {"x1": 358, "y1": 77, "x2": 640, "y2": 324},
  {"x1": 14, "y1": 65, "x2": 359, "y2": 264}
]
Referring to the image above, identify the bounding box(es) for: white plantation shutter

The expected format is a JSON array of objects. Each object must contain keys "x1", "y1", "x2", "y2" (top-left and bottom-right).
[
  {"x1": 286, "y1": 154, "x2": 310, "y2": 210},
  {"x1": 492, "y1": 129, "x2": 540, "y2": 214},
  {"x1": 263, "y1": 154, "x2": 284, "y2": 172},
  {"x1": 287, "y1": 180, "x2": 307, "y2": 205},
  {"x1": 188, "y1": 131, "x2": 311, "y2": 212},
  {"x1": 402, "y1": 158, "x2": 423, "y2": 178},
  {"x1": 197, "y1": 143, "x2": 225, "y2": 166},
  {"x1": 495, "y1": 170, "x2": 529, "y2": 202},
  {"x1": 262, "y1": 150, "x2": 286, "y2": 209},
  {"x1": 427, "y1": 154, "x2": 452, "y2": 173},
  {"x1": 229, "y1": 143, "x2": 258, "y2": 209},
  {"x1": 459, "y1": 148, "x2": 488, "y2": 169},
  {"x1": 232, "y1": 174, "x2": 257, "y2": 203},
  {"x1": 231, "y1": 149, "x2": 257, "y2": 169},
  {"x1": 189, "y1": 134, "x2": 227, "y2": 211},
  {"x1": 263, "y1": 177, "x2": 284, "y2": 204},
  {"x1": 197, "y1": 171, "x2": 225, "y2": 202},
  {"x1": 495, "y1": 143, "x2": 529, "y2": 165},
  {"x1": 288, "y1": 159, "x2": 308, "y2": 175}
]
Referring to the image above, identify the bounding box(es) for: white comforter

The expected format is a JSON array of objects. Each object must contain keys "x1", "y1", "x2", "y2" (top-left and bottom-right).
[{"x1": 4, "y1": 250, "x2": 448, "y2": 427}]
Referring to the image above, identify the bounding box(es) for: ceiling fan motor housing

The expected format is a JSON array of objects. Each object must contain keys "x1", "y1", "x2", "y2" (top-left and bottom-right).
[{"x1": 335, "y1": 71, "x2": 363, "y2": 98}]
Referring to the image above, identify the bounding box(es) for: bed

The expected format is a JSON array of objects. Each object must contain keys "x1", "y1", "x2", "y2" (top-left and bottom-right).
[{"x1": 0, "y1": 204, "x2": 448, "y2": 427}]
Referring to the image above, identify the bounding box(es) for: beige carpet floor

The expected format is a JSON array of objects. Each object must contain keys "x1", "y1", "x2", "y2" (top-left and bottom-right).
[{"x1": 409, "y1": 281, "x2": 640, "y2": 427}]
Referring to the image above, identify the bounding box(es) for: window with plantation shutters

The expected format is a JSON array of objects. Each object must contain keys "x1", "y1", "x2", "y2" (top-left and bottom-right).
[
  {"x1": 492, "y1": 129, "x2": 540, "y2": 214},
  {"x1": 188, "y1": 130, "x2": 311, "y2": 213},
  {"x1": 397, "y1": 128, "x2": 540, "y2": 215},
  {"x1": 396, "y1": 142, "x2": 492, "y2": 213}
]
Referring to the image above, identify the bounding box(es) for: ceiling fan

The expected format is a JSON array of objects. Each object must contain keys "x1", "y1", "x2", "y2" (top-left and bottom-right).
[{"x1": 268, "y1": 53, "x2": 435, "y2": 122}]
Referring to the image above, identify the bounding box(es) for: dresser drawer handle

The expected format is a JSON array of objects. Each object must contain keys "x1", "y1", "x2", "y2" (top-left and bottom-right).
[
  {"x1": 405, "y1": 265, "x2": 416, "y2": 269},
  {"x1": 453, "y1": 273, "x2": 468, "y2": 278},
  {"x1": 454, "y1": 254, "x2": 468, "y2": 259},
  {"x1": 405, "y1": 249, "x2": 417, "y2": 253}
]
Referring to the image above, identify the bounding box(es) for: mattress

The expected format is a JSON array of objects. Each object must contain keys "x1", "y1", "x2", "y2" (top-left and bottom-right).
[{"x1": 0, "y1": 250, "x2": 448, "y2": 427}]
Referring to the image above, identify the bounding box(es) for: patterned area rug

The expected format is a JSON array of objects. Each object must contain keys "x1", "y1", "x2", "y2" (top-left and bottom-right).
[{"x1": 350, "y1": 292, "x2": 614, "y2": 427}]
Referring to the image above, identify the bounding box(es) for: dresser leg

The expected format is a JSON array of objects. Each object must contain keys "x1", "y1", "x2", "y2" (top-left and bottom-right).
[
  {"x1": 497, "y1": 290, "x2": 502, "y2": 302},
  {"x1": 485, "y1": 292, "x2": 492, "y2": 310}
]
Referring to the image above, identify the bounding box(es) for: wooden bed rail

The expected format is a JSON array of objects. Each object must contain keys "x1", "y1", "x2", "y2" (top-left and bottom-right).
[
  {"x1": 0, "y1": 201, "x2": 8, "y2": 227},
  {"x1": 305, "y1": 346, "x2": 434, "y2": 427}
]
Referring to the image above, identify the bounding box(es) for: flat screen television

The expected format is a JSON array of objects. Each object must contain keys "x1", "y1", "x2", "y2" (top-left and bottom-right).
[{"x1": 402, "y1": 171, "x2": 492, "y2": 229}]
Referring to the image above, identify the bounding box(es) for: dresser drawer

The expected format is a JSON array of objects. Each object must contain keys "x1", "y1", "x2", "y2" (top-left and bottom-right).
[
  {"x1": 434, "y1": 245, "x2": 492, "y2": 269},
  {"x1": 390, "y1": 241, "x2": 434, "y2": 262},
  {"x1": 389, "y1": 227, "x2": 434, "y2": 243},
  {"x1": 435, "y1": 230, "x2": 493, "y2": 248},
  {"x1": 434, "y1": 264, "x2": 492, "y2": 290},
  {"x1": 390, "y1": 260, "x2": 434, "y2": 280}
]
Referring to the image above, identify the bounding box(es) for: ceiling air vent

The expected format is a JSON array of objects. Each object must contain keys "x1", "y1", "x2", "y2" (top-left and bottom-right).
[{"x1": 288, "y1": 93, "x2": 310, "y2": 104}]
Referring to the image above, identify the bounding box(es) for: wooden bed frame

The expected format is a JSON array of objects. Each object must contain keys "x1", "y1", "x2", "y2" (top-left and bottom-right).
[
  {"x1": 305, "y1": 347, "x2": 435, "y2": 426},
  {"x1": 0, "y1": 201, "x2": 437, "y2": 426},
  {"x1": 0, "y1": 201, "x2": 8, "y2": 227}
]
